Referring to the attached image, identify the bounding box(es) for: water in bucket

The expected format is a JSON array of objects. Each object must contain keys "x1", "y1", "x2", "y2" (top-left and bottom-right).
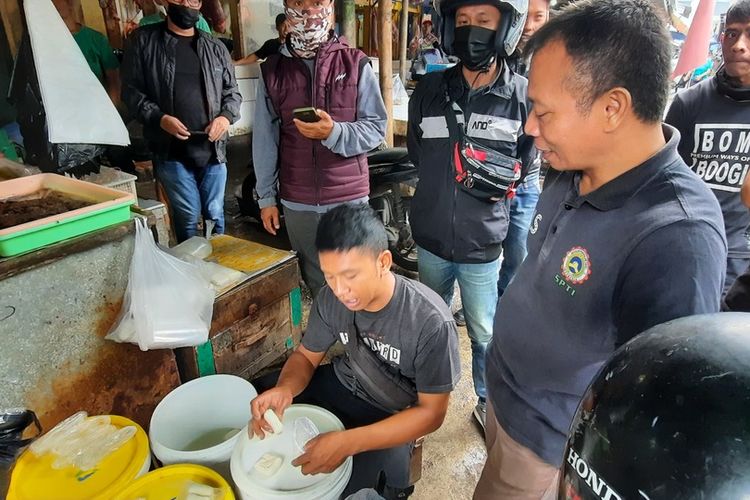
[{"x1": 182, "y1": 428, "x2": 241, "y2": 452}]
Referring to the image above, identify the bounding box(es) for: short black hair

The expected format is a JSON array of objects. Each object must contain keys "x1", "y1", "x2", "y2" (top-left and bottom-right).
[
  {"x1": 275, "y1": 13, "x2": 287, "y2": 28},
  {"x1": 315, "y1": 203, "x2": 388, "y2": 257},
  {"x1": 727, "y1": 0, "x2": 750, "y2": 25},
  {"x1": 527, "y1": 0, "x2": 671, "y2": 123}
]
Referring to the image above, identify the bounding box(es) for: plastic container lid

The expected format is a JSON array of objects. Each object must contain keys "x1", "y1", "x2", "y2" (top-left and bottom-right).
[
  {"x1": 112, "y1": 464, "x2": 235, "y2": 500},
  {"x1": 7, "y1": 415, "x2": 150, "y2": 500}
]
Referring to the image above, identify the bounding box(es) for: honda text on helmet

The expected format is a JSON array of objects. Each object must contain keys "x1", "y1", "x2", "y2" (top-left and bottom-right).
[{"x1": 436, "y1": 0, "x2": 527, "y2": 70}]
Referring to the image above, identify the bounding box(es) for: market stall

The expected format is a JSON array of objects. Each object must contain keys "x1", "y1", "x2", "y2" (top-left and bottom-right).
[{"x1": 0, "y1": 202, "x2": 302, "y2": 432}]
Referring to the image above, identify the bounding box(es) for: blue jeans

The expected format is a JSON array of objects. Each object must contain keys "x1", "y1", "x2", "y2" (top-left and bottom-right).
[
  {"x1": 417, "y1": 247, "x2": 500, "y2": 401},
  {"x1": 497, "y1": 176, "x2": 541, "y2": 297},
  {"x1": 155, "y1": 160, "x2": 227, "y2": 243}
]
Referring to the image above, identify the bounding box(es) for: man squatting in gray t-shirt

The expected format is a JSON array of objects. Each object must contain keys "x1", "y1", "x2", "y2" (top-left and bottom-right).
[{"x1": 250, "y1": 204, "x2": 461, "y2": 498}]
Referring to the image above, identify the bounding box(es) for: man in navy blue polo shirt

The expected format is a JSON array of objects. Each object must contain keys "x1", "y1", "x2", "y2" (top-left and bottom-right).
[{"x1": 474, "y1": 0, "x2": 728, "y2": 498}]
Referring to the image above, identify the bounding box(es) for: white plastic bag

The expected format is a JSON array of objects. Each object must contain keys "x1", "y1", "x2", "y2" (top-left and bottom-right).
[
  {"x1": 392, "y1": 75, "x2": 408, "y2": 105},
  {"x1": 107, "y1": 218, "x2": 214, "y2": 350}
]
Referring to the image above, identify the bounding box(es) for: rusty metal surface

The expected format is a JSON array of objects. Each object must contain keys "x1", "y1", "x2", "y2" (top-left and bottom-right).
[{"x1": 0, "y1": 226, "x2": 180, "y2": 431}]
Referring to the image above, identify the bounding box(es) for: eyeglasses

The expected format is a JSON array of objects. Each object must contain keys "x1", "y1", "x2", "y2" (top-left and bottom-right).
[{"x1": 167, "y1": 0, "x2": 202, "y2": 9}]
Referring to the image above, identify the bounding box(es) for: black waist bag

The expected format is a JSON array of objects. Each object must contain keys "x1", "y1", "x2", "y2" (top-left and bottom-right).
[
  {"x1": 452, "y1": 136, "x2": 521, "y2": 202},
  {"x1": 443, "y1": 83, "x2": 522, "y2": 202},
  {"x1": 346, "y1": 314, "x2": 417, "y2": 414}
]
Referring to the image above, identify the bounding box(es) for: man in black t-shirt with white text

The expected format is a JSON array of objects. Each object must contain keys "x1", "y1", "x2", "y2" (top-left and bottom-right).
[{"x1": 666, "y1": 0, "x2": 750, "y2": 291}]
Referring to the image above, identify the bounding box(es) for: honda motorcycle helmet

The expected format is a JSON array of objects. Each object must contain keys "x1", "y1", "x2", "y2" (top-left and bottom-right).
[
  {"x1": 559, "y1": 313, "x2": 750, "y2": 500},
  {"x1": 435, "y1": 0, "x2": 527, "y2": 58}
]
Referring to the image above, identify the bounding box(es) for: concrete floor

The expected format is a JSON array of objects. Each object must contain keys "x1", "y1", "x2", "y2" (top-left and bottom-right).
[
  {"x1": 412, "y1": 326, "x2": 485, "y2": 499},
  {"x1": 219, "y1": 136, "x2": 484, "y2": 498}
]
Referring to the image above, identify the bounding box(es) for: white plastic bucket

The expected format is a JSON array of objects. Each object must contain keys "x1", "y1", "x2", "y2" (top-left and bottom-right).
[
  {"x1": 231, "y1": 404, "x2": 353, "y2": 500},
  {"x1": 149, "y1": 374, "x2": 257, "y2": 481}
]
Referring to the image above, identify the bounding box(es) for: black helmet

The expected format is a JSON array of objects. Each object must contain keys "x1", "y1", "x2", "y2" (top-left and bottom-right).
[
  {"x1": 435, "y1": 0, "x2": 528, "y2": 58},
  {"x1": 559, "y1": 312, "x2": 750, "y2": 500}
]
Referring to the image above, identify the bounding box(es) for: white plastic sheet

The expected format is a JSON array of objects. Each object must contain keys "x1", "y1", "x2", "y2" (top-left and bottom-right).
[{"x1": 23, "y1": 0, "x2": 130, "y2": 146}]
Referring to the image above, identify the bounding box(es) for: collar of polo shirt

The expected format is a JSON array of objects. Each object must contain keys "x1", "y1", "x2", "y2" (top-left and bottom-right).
[{"x1": 568, "y1": 124, "x2": 681, "y2": 212}]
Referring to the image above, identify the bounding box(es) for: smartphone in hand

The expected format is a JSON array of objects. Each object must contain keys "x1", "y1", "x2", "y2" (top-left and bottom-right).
[{"x1": 292, "y1": 107, "x2": 321, "y2": 123}]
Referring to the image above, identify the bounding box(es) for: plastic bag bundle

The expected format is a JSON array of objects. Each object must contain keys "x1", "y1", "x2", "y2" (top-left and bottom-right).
[
  {"x1": 169, "y1": 236, "x2": 214, "y2": 260},
  {"x1": 28, "y1": 412, "x2": 135, "y2": 470},
  {"x1": 168, "y1": 236, "x2": 247, "y2": 293},
  {"x1": 107, "y1": 218, "x2": 214, "y2": 350},
  {"x1": 392, "y1": 75, "x2": 408, "y2": 106}
]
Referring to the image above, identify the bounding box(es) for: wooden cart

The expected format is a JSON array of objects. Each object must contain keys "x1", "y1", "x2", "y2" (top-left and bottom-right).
[{"x1": 174, "y1": 235, "x2": 303, "y2": 382}]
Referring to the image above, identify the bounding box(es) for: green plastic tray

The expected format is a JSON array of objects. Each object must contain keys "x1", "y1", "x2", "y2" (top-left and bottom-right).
[{"x1": 0, "y1": 174, "x2": 136, "y2": 257}]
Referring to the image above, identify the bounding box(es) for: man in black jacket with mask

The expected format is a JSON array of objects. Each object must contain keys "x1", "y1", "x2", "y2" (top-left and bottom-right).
[
  {"x1": 407, "y1": 0, "x2": 535, "y2": 429},
  {"x1": 123, "y1": 0, "x2": 241, "y2": 242}
]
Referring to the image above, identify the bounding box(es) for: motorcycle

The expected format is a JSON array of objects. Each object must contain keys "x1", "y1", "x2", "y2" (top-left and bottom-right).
[{"x1": 235, "y1": 147, "x2": 419, "y2": 272}]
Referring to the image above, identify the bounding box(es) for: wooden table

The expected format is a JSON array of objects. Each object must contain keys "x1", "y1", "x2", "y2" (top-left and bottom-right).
[{"x1": 174, "y1": 235, "x2": 303, "y2": 382}]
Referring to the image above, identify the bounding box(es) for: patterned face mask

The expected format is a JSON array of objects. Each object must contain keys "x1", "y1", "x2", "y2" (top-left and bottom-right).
[{"x1": 285, "y1": 3, "x2": 333, "y2": 58}]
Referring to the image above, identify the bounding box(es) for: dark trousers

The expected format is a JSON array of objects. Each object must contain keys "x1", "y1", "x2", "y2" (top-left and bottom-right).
[
  {"x1": 282, "y1": 206, "x2": 326, "y2": 298},
  {"x1": 254, "y1": 365, "x2": 414, "y2": 498}
]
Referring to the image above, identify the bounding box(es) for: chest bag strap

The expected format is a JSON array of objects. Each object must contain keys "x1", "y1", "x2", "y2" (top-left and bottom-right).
[{"x1": 344, "y1": 312, "x2": 417, "y2": 414}]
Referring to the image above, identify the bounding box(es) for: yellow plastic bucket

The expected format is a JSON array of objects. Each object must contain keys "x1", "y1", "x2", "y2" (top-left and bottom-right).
[
  {"x1": 7, "y1": 415, "x2": 151, "y2": 500},
  {"x1": 112, "y1": 464, "x2": 236, "y2": 500}
]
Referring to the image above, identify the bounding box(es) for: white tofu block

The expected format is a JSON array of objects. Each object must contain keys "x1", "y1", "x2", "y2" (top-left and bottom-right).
[
  {"x1": 254, "y1": 452, "x2": 284, "y2": 477},
  {"x1": 264, "y1": 409, "x2": 284, "y2": 434},
  {"x1": 185, "y1": 482, "x2": 218, "y2": 499}
]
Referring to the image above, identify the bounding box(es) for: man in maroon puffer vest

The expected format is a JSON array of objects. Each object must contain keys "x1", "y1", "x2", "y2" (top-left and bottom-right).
[{"x1": 253, "y1": 0, "x2": 387, "y2": 297}]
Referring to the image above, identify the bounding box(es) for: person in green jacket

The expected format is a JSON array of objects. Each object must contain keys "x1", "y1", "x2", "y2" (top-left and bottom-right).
[{"x1": 52, "y1": 0, "x2": 121, "y2": 106}]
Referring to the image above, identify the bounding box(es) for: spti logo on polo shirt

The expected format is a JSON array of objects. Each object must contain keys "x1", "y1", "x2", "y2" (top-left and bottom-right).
[
  {"x1": 562, "y1": 247, "x2": 592, "y2": 284},
  {"x1": 554, "y1": 246, "x2": 592, "y2": 297}
]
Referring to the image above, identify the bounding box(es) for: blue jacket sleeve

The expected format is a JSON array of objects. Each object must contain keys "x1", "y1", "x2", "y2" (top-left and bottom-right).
[
  {"x1": 320, "y1": 63, "x2": 387, "y2": 156},
  {"x1": 612, "y1": 219, "x2": 727, "y2": 346},
  {"x1": 252, "y1": 72, "x2": 281, "y2": 209}
]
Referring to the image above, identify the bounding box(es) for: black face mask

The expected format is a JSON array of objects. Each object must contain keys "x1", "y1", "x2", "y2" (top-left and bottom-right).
[
  {"x1": 453, "y1": 25, "x2": 497, "y2": 71},
  {"x1": 168, "y1": 4, "x2": 201, "y2": 29}
]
